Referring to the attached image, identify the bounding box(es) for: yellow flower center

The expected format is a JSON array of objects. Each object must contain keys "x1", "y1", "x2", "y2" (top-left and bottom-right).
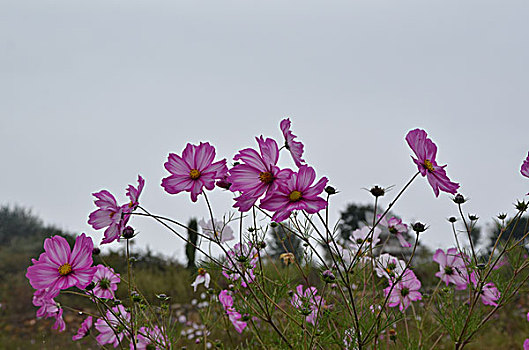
[
  {"x1": 289, "y1": 190, "x2": 302, "y2": 202},
  {"x1": 424, "y1": 159, "x2": 435, "y2": 172},
  {"x1": 258, "y1": 172, "x2": 274, "y2": 184},
  {"x1": 109, "y1": 212, "x2": 115, "y2": 218},
  {"x1": 198, "y1": 267, "x2": 206, "y2": 275},
  {"x1": 58, "y1": 263, "x2": 72, "y2": 276},
  {"x1": 189, "y1": 169, "x2": 201, "y2": 180}
]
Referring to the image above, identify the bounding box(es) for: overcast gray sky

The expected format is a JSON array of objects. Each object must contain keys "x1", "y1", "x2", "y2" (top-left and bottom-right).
[{"x1": 2, "y1": 0, "x2": 529, "y2": 261}]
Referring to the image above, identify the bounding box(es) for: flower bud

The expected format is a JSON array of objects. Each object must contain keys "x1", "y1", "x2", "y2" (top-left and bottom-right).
[
  {"x1": 497, "y1": 213, "x2": 507, "y2": 220},
  {"x1": 412, "y1": 222, "x2": 427, "y2": 233},
  {"x1": 453, "y1": 194, "x2": 466, "y2": 204},
  {"x1": 448, "y1": 217, "x2": 457, "y2": 223},
  {"x1": 468, "y1": 214, "x2": 479, "y2": 221},
  {"x1": 122, "y1": 226, "x2": 135, "y2": 239},
  {"x1": 325, "y1": 186, "x2": 337, "y2": 195},
  {"x1": 515, "y1": 200, "x2": 529, "y2": 213},
  {"x1": 92, "y1": 247, "x2": 101, "y2": 255},
  {"x1": 369, "y1": 185, "x2": 385, "y2": 198}
]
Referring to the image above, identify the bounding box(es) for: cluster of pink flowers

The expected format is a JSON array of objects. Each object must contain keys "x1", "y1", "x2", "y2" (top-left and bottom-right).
[
  {"x1": 290, "y1": 284, "x2": 327, "y2": 325},
  {"x1": 222, "y1": 242, "x2": 259, "y2": 288},
  {"x1": 161, "y1": 119, "x2": 328, "y2": 223},
  {"x1": 433, "y1": 248, "x2": 501, "y2": 306}
]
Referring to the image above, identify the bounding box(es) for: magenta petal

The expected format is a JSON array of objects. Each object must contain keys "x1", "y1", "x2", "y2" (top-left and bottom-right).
[{"x1": 44, "y1": 236, "x2": 70, "y2": 266}]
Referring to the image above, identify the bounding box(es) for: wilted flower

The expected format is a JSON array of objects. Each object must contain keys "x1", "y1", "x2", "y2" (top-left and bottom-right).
[
  {"x1": 161, "y1": 142, "x2": 228, "y2": 202},
  {"x1": 191, "y1": 268, "x2": 211, "y2": 292},
  {"x1": 405, "y1": 128, "x2": 460, "y2": 197},
  {"x1": 279, "y1": 252, "x2": 296, "y2": 265}
]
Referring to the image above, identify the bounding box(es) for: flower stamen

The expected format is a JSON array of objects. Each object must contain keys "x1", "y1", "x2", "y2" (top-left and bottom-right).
[
  {"x1": 424, "y1": 159, "x2": 435, "y2": 172},
  {"x1": 58, "y1": 263, "x2": 72, "y2": 276},
  {"x1": 289, "y1": 190, "x2": 302, "y2": 202},
  {"x1": 189, "y1": 169, "x2": 201, "y2": 180},
  {"x1": 258, "y1": 172, "x2": 274, "y2": 184}
]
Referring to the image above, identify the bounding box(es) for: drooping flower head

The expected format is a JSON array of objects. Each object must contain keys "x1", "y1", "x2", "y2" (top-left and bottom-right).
[
  {"x1": 433, "y1": 248, "x2": 470, "y2": 290},
  {"x1": 199, "y1": 218, "x2": 234, "y2": 242},
  {"x1": 260, "y1": 165, "x2": 328, "y2": 222},
  {"x1": 280, "y1": 118, "x2": 305, "y2": 167},
  {"x1": 384, "y1": 269, "x2": 422, "y2": 312},
  {"x1": 191, "y1": 268, "x2": 211, "y2": 292},
  {"x1": 378, "y1": 215, "x2": 412, "y2": 248},
  {"x1": 229, "y1": 136, "x2": 293, "y2": 212},
  {"x1": 405, "y1": 129, "x2": 460, "y2": 197},
  {"x1": 73, "y1": 316, "x2": 93, "y2": 341},
  {"x1": 95, "y1": 305, "x2": 131, "y2": 348},
  {"x1": 92, "y1": 265, "x2": 120, "y2": 299},
  {"x1": 26, "y1": 233, "x2": 97, "y2": 292},
  {"x1": 162, "y1": 142, "x2": 228, "y2": 202}
]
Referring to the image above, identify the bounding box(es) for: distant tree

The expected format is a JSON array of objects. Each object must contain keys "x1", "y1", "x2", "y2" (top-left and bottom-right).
[
  {"x1": 487, "y1": 216, "x2": 528, "y2": 253},
  {"x1": 268, "y1": 224, "x2": 304, "y2": 262},
  {"x1": 185, "y1": 218, "x2": 198, "y2": 270},
  {"x1": 338, "y1": 203, "x2": 381, "y2": 242}
]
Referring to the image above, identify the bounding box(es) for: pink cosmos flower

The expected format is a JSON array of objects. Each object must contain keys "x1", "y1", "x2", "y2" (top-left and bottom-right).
[
  {"x1": 88, "y1": 190, "x2": 128, "y2": 244},
  {"x1": 280, "y1": 118, "x2": 305, "y2": 167},
  {"x1": 218, "y1": 290, "x2": 233, "y2": 310},
  {"x1": 291, "y1": 284, "x2": 325, "y2": 326},
  {"x1": 222, "y1": 242, "x2": 258, "y2": 287},
  {"x1": 191, "y1": 268, "x2": 211, "y2": 292},
  {"x1": 32, "y1": 288, "x2": 59, "y2": 319},
  {"x1": 73, "y1": 316, "x2": 93, "y2": 341},
  {"x1": 405, "y1": 129, "x2": 460, "y2": 197},
  {"x1": 469, "y1": 273, "x2": 501, "y2": 307},
  {"x1": 350, "y1": 226, "x2": 381, "y2": 250},
  {"x1": 433, "y1": 248, "x2": 470, "y2": 290},
  {"x1": 378, "y1": 215, "x2": 412, "y2": 248},
  {"x1": 229, "y1": 136, "x2": 293, "y2": 212},
  {"x1": 88, "y1": 175, "x2": 145, "y2": 244},
  {"x1": 384, "y1": 269, "x2": 422, "y2": 312},
  {"x1": 92, "y1": 265, "x2": 120, "y2": 299},
  {"x1": 161, "y1": 142, "x2": 228, "y2": 202},
  {"x1": 32, "y1": 288, "x2": 65, "y2": 331},
  {"x1": 95, "y1": 305, "x2": 131, "y2": 348},
  {"x1": 375, "y1": 253, "x2": 406, "y2": 281},
  {"x1": 260, "y1": 165, "x2": 328, "y2": 222},
  {"x1": 521, "y1": 152, "x2": 529, "y2": 194},
  {"x1": 227, "y1": 310, "x2": 247, "y2": 333},
  {"x1": 133, "y1": 326, "x2": 168, "y2": 350},
  {"x1": 524, "y1": 339, "x2": 529, "y2": 350},
  {"x1": 199, "y1": 218, "x2": 234, "y2": 242},
  {"x1": 26, "y1": 233, "x2": 97, "y2": 292}
]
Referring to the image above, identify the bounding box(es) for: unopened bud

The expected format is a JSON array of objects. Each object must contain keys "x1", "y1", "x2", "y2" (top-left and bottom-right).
[
  {"x1": 369, "y1": 185, "x2": 385, "y2": 198},
  {"x1": 325, "y1": 186, "x2": 337, "y2": 195},
  {"x1": 453, "y1": 194, "x2": 466, "y2": 204},
  {"x1": 122, "y1": 226, "x2": 135, "y2": 239},
  {"x1": 412, "y1": 222, "x2": 427, "y2": 233}
]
